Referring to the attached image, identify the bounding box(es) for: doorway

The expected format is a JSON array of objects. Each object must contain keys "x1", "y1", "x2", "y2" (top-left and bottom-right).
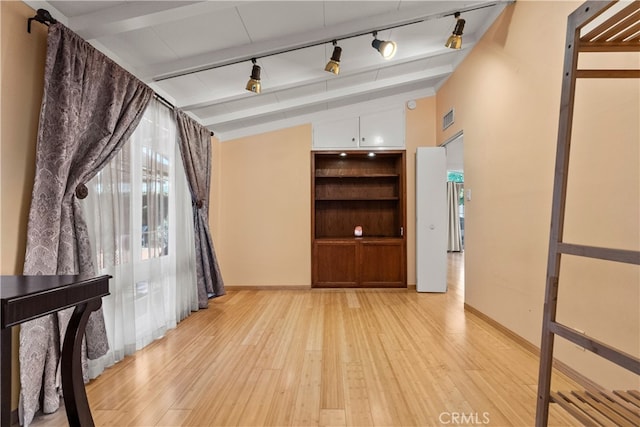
[
  {"x1": 442, "y1": 132, "x2": 464, "y2": 252},
  {"x1": 441, "y1": 132, "x2": 464, "y2": 294}
]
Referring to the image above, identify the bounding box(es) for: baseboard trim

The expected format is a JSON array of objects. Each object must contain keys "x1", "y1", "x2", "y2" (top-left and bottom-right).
[
  {"x1": 224, "y1": 285, "x2": 415, "y2": 291},
  {"x1": 463, "y1": 303, "x2": 605, "y2": 392},
  {"x1": 224, "y1": 285, "x2": 311, "y2": 291}
]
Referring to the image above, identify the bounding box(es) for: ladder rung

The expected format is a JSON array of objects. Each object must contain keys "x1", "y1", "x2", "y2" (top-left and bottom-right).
[
  {"x1": 576, "y1": 69, "x2": 640, "y2": 78},
  {"x1": 557, "y1": 243, "x2": 640, "y2": 265},
  {"x1": 548, "y1": 322, "x2": 640, "y2": 375},
  {"x1": 579, "y1": 42, "x2": 640, "y2": 52}
]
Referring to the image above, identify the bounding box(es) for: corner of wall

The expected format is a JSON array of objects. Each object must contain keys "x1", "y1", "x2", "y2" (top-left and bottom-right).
[{"x1": 1, "y1": 0, "x2": 49, "y2": 413}]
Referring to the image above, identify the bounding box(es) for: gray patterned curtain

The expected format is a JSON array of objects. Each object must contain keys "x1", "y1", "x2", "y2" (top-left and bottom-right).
[
  {"x1": 20, "y1": 23, "x2": 153, "y2": 426},
  {"x1": 176, "y1": 111, "x2": 225, "y2": 306}
]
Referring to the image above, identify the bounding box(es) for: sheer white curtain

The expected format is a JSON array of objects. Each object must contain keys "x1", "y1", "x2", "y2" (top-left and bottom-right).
[{"x1": 82, "y1": 99, "x2": 198, "y2": 378}]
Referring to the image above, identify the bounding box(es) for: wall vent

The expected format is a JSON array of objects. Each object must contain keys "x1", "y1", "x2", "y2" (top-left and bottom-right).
[{"x1": 442, "y1": 108, "x2": 455, "y2": 130}]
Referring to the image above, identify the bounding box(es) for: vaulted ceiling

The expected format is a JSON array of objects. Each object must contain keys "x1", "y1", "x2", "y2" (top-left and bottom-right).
[{"x1": 26, "y1": 1, "x2": 509, "y2": 140}]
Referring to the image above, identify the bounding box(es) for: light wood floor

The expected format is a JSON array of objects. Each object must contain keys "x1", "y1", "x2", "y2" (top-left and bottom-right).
[{"x1": 31, "y1": 253, "x2": 582, "y2": 426}]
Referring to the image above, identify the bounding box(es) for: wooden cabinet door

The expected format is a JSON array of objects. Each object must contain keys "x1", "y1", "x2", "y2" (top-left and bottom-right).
[
  {"x1": 358, "y1": 239, "x2": 405, "y2": 287},
  {"x1": 312, "y1": 239, "x2": 405, "y2": 287},
  {"x1": 313, "y1": 240, "x2": 357, "y2": 287}
]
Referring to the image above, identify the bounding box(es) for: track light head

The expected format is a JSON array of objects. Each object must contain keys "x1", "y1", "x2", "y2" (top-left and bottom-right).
[
  {"x1": 245, "y1": 58, "x2": 261, "y2": 94},
  {"x1": 325, "y1": 41, "x2": 342, "y2": 75},
  {"x1": 371, "y1": 31, "x2": 397, "y2": 59},
  {"x1": 445, "y1": 12, "x2": 465, "y2": 50}
]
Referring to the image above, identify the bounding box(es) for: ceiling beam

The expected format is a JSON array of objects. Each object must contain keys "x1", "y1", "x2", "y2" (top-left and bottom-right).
[
  {"x1": 215, "y1": 86, "x2": 437, "y2": 141},
  {"x1": 199, "y1": 65, "x2": 452, "y2": 127}
]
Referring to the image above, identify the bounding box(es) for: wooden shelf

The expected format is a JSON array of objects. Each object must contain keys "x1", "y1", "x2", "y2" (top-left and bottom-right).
[
  {"x1": 314, "y1": 236, "x2": 403, "y2": 241},
  {"x1": 316, "y1": 197, "x2": 399, "y2": 201},
  {"x1": 315, "y1": 173, "x2": 400, "y2": 178}
]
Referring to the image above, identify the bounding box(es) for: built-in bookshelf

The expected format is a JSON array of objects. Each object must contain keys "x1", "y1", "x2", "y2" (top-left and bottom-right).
[{"x1": 311, "y1": 150, "x2": 406, "y2": 287}]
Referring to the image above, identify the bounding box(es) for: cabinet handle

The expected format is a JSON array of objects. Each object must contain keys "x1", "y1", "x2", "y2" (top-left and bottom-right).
[
  {"x1": 351, "y1": 137, "x2": 355, "y2": 142},
  {"x1": 361, "y1": 137, "x2": 365, "y2": 142},
  {"x1": 400, "y1": 227, "x2": 404, "y2": 236}
]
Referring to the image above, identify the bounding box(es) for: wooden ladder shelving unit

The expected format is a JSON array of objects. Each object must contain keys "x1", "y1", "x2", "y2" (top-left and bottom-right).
[{"x1": 535, "y1": 1, "x2": 640, "y2": 426}]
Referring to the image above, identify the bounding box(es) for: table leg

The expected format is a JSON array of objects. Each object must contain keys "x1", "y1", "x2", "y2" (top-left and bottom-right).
[
  {"x1": 0, "y1": 327, "x2": 11, "y2": 427},
  {"x1": 61, "y1": 299, "x2": 102, "y2": 427}
]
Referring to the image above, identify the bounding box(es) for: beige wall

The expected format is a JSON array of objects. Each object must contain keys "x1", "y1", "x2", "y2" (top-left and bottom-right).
[
  {"x1": 214, "y1": 125, "x2": 312, "y2": 287},
  {"x1": 209, "y1": 134, "x2": 223, "y2": 256},
  {"x1": 1, "y1": 0, "x2": 48, "y2": 412},
  {"x1": 436, "y1": 0, "x2": 639, "y2": 389},
  {"x1": 405, "y1": 97, "x2": 438, "y2": 285}
]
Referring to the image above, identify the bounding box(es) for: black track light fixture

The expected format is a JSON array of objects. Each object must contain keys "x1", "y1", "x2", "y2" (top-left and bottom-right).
[
  {"x1": 325, "y1": 40, "x2": 342, "y2": 75},
  {"x1": 445, "y1": 12, "x2": 465, "y2": 49},
  {"x1": 245, "y1": 58, "x2": 261, "y2": 94},
  {"x1": 371, "y1": 31, "x2": 397, "y2": 60}
]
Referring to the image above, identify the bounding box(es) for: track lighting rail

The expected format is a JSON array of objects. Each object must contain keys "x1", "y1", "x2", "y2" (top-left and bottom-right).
[{"x1": 152, "y1": 2, "x2": 500, "y2": 83}]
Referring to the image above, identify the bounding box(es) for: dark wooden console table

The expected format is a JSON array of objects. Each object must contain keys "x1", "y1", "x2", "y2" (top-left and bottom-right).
[{"x1": 1, "y1": 274, "x2": 110, "y2": 427}]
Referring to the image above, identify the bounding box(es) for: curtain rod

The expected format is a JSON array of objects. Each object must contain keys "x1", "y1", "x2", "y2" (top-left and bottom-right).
[
  {"x1": 153, "y1": 94, "x2": 214, "y2": 137},
  {"x1": 27, "y1": 10, "x2": 214, "y2": 137},
  {"x1": 27, "y1": 9, "x2": 56, "y2": 33}
]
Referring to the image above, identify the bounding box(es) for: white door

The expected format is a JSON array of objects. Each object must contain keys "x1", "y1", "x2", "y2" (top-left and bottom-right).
[{"x1": 416, "y1": 147, "x2": 447, "y2": 292}]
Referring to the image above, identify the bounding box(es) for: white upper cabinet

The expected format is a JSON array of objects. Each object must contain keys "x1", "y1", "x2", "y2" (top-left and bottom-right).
[
  {"x1": 313, "y1": 108, "x2": 405, "y2": 149},
  {"x1": 358, "y1": 109, "x2": 405, "y2": 148},
  {"x1": 313, "y1": 116, "x2": 359, "y2": 149}
]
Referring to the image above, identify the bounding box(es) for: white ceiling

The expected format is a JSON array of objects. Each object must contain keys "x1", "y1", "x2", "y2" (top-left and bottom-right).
[{"x1": 25, "y1": 1, "x2": 509, "y2": 140}]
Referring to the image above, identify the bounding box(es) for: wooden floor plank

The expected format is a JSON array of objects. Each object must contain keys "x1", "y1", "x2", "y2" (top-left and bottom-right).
[
  {"x1": 291, "y1": 351, "x2": 323, "y2": 426},
  {"x1": 320, "y1": 293, "x2": 345, "y2": 410},
  {"x1": 341, "y1": 361, "x2": 374, "y2": 426},
  {"x1": 319, "y1": 409, "x2": 346, "y2": 427}
]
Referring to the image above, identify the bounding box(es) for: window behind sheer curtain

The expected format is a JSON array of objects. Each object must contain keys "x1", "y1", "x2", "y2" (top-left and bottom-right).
[
  {"x1": 141, "y1": 130, "x2": 170, "y2": 260},
  {"x1": 91, "y1": 145, "x2": 132, "y2": 270},
  {"x1": 83, "y1": 99, "x2": 198, "y2": 378}
]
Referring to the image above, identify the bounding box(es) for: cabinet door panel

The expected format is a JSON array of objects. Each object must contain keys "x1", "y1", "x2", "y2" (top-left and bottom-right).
[
  {"x1": 359, "y1": 240, "x2": 405, "y2": 287},
  {"x1": 359, "y1": 109, "x2": 405, "y2": 148},
  {"x1": 313, "y1": 241, "x2": 357, "y2": 287},
  {"x1": 313, "y1": 117, "x2": 359, "y2": 149}
]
